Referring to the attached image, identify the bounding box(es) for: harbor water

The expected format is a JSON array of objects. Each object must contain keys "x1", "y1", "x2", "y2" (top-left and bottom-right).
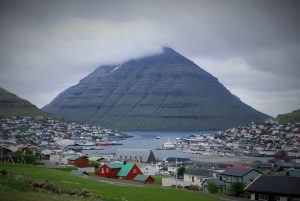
[{"x1": 82, "y1": 131, "x2": 272, "y2": 162}]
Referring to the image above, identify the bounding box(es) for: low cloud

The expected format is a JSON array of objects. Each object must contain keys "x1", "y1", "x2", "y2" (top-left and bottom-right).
[{"x1": 0, "y1": 0, "x2": 299, "y2": 116}]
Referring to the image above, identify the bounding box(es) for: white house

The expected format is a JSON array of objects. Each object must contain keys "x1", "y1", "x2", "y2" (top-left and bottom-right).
[
  {"x1": 184, "y1": 169, "x2": 219, "y2": 188},
  {"x1": 138, "y1": 163, "x2": 159, "y2": 175},
  {"x1": 167, "y1": 166, "x2": 177, "y2": 175}
]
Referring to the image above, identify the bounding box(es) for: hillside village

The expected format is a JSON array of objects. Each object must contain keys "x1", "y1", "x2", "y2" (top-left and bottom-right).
[
  {"x1": 174, "y1": 119, "x2": 300, "y2": 158},
  {"x1": 1, "y1": 116, "x2": 300, "y2": 201}
]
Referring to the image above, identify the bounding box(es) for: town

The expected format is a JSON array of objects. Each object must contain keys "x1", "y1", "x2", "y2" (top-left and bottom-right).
[
  {"x1": 171, "y1": 118, "x2": 300, "y2": 158},
  {"x1": 1, "y1": 115, "x2": 300, "y2": 201}
]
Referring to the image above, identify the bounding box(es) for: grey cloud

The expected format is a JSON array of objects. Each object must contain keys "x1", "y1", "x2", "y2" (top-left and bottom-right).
[{"x1": 0, "y1": 0, "x2": 299, "y2": 116}]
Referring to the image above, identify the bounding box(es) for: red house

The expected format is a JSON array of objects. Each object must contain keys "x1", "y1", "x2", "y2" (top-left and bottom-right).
[
  {"x1": 95, "y1": 162, "x2": 122, "y2": 178},
  {"x1": 117, "y1": 162, "x2": 143, "y2": 180},
  {"x1": 68, "y1": 155, "x2": 93, "y2": 168},
  {"x1": 133, "y1": 175, "x2": 155, "y2": 184},
  {"x1": 95, "y1": 162, "x2": 147, "y2": 182}
]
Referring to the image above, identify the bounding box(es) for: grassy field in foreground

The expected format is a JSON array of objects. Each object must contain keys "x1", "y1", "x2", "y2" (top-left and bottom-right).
[{"x1": 0, "y1": 163, "x2": 221, "y2": 201}]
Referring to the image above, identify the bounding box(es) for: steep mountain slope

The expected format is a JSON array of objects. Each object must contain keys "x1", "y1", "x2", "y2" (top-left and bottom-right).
[
  {"x1": 276, "y1": 109, "x2": 300, "y2": 123},
  {"x1": 43, "y1": 47, "x2": 269, "y2": 130},
  {"x1": 0, "y1": 87, "x2": 51, "y2": 117}
]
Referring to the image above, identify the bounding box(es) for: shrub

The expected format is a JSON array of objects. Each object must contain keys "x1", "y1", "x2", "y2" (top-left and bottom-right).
[
  {"x1": 207, "y1": 181, "x2": 218, "y2": 193},
  {"x1": 185, "y1": 185, "x2": 200, "y2": 191},
  {"x1": 228, "y1": 182, "x2": 246, "y2": 197}
]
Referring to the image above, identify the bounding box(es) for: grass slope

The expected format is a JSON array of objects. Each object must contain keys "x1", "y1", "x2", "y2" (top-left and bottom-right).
[
  {"x1": 0, "y1": 163, "x2": 220, "y2": 201},
  {"x1": 276, "y1": 109, "x2": 300, "y2": 124},
  {"x1": 0, "y1": 87, "x2": 53, "y2": 118}
]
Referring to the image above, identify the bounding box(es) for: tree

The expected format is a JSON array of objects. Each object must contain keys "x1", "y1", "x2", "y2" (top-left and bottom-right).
[
  {"x1": 228, "y1": 182, "x2": 245, "y2": 197},
  {"x1": 14, "y1": 151, "x2": 24, "y2": 163},
  {"x1": 23, "y1": 153, "x2": 37, "y2": 164},
  {"x1": 207, "y1": 181, "x2": 218, "y2": 193},
  {"x1": 177, "y1": 167, "x2": 185, "y2": 178}
]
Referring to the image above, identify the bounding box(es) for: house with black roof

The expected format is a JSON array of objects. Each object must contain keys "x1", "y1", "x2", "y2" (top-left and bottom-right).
[
  {"x1": 184, "y1": 168, "x2": 220, "y2": 188},
  {"x1": 220, "y1": 168, "x2": 262, "y2": 186},
  {"x1": 251, "y1": 163, "x2": 277, "y2": 173},
  {"x1": 201, "y1": 178, "x2": 226, "y2": 193},
  {"x1": 245, "y1": 175, "x2": 300, "y2": 201},
  {"x1": 274, "y1": 161, "x2": 300, "y2": 170}
]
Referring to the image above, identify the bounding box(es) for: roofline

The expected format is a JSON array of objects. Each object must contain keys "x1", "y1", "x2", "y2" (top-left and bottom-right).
[
  {"x1": 244, "y1": 175, "x2": 300, "y2": 196},
  {"x1": 221, "y1": 169, "x2": 262, "y2": 177},
  {"x1": 244, "y1": 174, "x2": 262, "y2": 191},
  {"x1": 245, "y1": 189, "x2": 300, "y2": 196}
]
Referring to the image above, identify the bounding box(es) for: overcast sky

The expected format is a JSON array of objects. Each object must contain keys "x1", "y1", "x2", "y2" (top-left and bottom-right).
[{"x1": 1, "y1": 0, "x2": 299, "y2": 117}]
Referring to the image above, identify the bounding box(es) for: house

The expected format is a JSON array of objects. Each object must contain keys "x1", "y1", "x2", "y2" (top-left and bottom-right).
[
  {"x1": 115, "y1": 149, "x2": 156, "y2": 163},
  {"x1": 167, "y1": 166, "x2": 177, "y2": 176},
  {"x1": 245, "y1": 175, "x2": 300, "y2": 201},
  {"x1": 162, "y1": 177, "x2": 191, "y2": 187},
  {"x1": 68, "y1": 155, "x2": 94, "y2": 172},
  {"x1": 274, "y1": 161, "x2": 300, "y2": 170},
  {"x1": 133, "y1": 175, "x2": 154, "y2": 184},
  {"x1": 220, "y1": 168, "x2": 262, "y2": 186},
  {"x1": 275, "y1": 170, "x2": 300, "y2": 177},
  {"x1": 88, "y1": 156, "x2": 104, "y2": 164},
  {"x1": 41, "y1": 149, "x2": 53, "y2": 160},
  {"x1": 202, "y1": 178, "x2": 226, "y2": 193},
  {"x1": 164, "y1": 157, "x2": 192, "y2": 165},
  {"x1": 95, "y1": 162, "x2": 122, "y2": 178},
  {"x1": 117, "y1": 162, "x2": 143, "y2": 180},
  {"x1": 95, "y1": 161, "x2": 144, "y2": 181},
  {"x1": 0, "y1": 145, "x2": 18, "y2": 163},
  {"x1": 251, "y1": 163, "x2": 276, "y2": 173},
  {"x1": 184, "y1": 169, "x2": 220, "y2": 188},
  {"x1": 137, "y1": 163, "x2": 159, "y2": 175}
]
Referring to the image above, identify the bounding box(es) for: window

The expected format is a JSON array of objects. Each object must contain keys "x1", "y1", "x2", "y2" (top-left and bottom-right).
[
  {"x1": 106, "y1": 168, "x2": 109, "y2": 173},
  {"x1": 258, "y1": 194, "x2": 268, "y2": 201},
  {"x1": 133, "y1": 169, "x2": 137, "y2": 173},
  {"x1": 101, "y1": 168, "x2": 104, "y2": 174}
]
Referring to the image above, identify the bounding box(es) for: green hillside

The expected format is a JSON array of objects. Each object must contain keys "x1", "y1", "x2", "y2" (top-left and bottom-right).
[
  {"x1": 0, "y1": 87, "x2": 52, "y2": 118},
  {"x1": 0, "y1": 163, "x2": 220, "y2": 201},
  {"x1": 43, "y1": 47, "x2": 269, "y2": 130},
  {"x1": 276, "y1": 109, "x2": 300, "y2": 123}
]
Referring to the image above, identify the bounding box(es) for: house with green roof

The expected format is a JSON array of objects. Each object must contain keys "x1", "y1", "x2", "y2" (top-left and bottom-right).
[
  {"x1": 95, "y1": 161, "x2": 145, "y2": 181},
  {"x1": 133, "y1": 174, "x2": 154, "y2": 184}
]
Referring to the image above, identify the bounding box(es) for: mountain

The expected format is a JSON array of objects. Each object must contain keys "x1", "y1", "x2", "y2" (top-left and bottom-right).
[
  {"x1": 43, "y1": 47, "x2": 269, "y2": 130},
  {"x1": 0, "y1": 87, "x2": 51, "y2": 117},
  {"x1": 276, "y1": 109, "x2": 300, "y2": 124}
]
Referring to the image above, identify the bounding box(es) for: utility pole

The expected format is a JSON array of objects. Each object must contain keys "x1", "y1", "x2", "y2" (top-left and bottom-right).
[
  {"x1": 175, "y1": 156, "x2": 178, "y2": 189},
  {"x1": 0, "y1": 146, "x2": 2, "y2": 162}
]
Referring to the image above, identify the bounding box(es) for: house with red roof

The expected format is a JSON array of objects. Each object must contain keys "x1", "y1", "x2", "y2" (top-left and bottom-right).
[
  {"x1": 68, "y1": 155, "x2": 94, "y2": 172},
  {"x1": 227, "y1": 164, "x2": 250, "y2": 168}
]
